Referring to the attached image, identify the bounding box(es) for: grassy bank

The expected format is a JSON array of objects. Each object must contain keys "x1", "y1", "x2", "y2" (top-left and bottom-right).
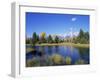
[{"x1": 26, "y1": 43, "x2": 89, "y2": 48}]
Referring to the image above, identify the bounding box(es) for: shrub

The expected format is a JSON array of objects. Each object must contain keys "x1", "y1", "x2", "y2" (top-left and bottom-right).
[
  {"x1": 65, "y1": 56, "x2": 72, "y2": 64},
  {"x1": 26, "y1": 58, "x2": 40, "y2": 67},
  {"x1": 51, "y1": 54, "x2": 63, "y2": 64},
  {"x1": 75, "y1": 59, "x2": 85, "y2": 64}
]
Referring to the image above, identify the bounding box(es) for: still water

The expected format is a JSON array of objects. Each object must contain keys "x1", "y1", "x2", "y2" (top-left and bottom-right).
[{"x1": 26, "y1": 46, "x2": 89, "y2": 67}]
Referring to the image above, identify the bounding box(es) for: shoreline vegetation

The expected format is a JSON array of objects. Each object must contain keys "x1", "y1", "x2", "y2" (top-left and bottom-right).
[
  {"x1": 26, "y1": 43, "x2": 89, "y2": 47},
  {"x1": 35, "y1": 43, "x2": 89, "y2": 48},
  {"x1": 26, "y1": 29, "x2": 89, "y2": 47}
]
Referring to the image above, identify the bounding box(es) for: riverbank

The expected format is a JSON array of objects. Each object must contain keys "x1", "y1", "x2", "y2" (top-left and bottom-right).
[
  {"x1": 26, "y1": 43, "x2": 89, "y2": 48},
  {"x1": 36, "y1": 43, "x2": 89, "y2": 48}
]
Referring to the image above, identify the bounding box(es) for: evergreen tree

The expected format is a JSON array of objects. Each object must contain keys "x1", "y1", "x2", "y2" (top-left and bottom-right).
[
  {"x1": 78, "y1": 29, "x2": 84, "y2": 39},
  {"x1": 32, "y1": 32, "x2": 38, "y2": 45},
  {"x1": 75, "y1": 29, "x2": 89, "y2": 44},
  {"x1": 55, "y1": 36, "x2": 59, "y2": 43},
  {"x1": 47, "y1": 35, "x2": 53, "y2": 43}
]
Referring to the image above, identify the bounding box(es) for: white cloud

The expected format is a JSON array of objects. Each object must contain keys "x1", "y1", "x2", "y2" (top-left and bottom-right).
[{"x1": 71, "y1": 17, "x2": 77, "y2": 21}]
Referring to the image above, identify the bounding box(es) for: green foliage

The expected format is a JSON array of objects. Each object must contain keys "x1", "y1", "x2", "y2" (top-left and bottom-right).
[
  {"x1": 79, "y1": 29, "x2": 84, "y2": 39},
  {"x1": 65, "y1": 56, "x2": 72, "y2": 64},
  {"x1": 36, "y1": 35, "x2": 39, "y2": 42},
  {"x1": 75, "y1": 59, "x2": 85, "y2": 64},
  {"x1": 32, "y1": 32, "x2": 39, "y2": 45},
  {"x1": 47, "y1": 35, "x2": 53, "y2": 43},
  {"x1": 26, "y1": 58, "x2": 40, "y2": 67},
  {"x1": 26, "y1": 38, "x2": 31, "y2": 44},
  {"x1": 51, "y1": 54, "x2": 63, "y2": 64},
  {"x1": 73, "y1": 29, "x2": 89, "y2": 44},
  {"x1": 84, "y1": 32, "x2": 89, "y2": 43},
  {"x1": 26, "y1": 29, "x2": 89, "y2": 45},
  {"x1": 55, "y1": 36, "x2": 59, "y2": 43}
]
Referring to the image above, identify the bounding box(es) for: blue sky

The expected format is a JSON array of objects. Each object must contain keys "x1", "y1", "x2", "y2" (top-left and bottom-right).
[{"x1": 26, "y1": 12, "x2": 89, "y2": 38}]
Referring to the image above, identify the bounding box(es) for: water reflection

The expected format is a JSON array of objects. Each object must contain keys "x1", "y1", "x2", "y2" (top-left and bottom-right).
[{"x1": 26, "y1": 46, "x2": 89, "y2": 67}]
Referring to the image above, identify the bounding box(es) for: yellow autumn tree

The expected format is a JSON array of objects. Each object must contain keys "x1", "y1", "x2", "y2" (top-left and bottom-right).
[{"x1": 40, "y1": 32, "x2": 46, "y2": 43}]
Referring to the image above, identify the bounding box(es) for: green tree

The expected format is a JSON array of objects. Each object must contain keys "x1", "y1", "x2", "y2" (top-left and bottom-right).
[
  {"x1": 75, "y1": 29, "x2": 89, "y2": 44},
  {"x1": 78, "y1": 29, "x2": 84, "y2": 39},
  {"x1": 55, "y1": 36, "x2": 59, "y2": 43},
  {"x1": 47, "y1": 35, "x2": 53, "y2": 43},
  {"x1": 32, "y1": 32, "x2": 38, "y2": 45},
  {"x1": 26, "y1": 38, "x2": 31, "y2": 44},
  {"x1": 84, "y1": 32, "x2": 89, "y2": 43},
  {"x1": 37, "y1": 35, "x2": 39, "y2": 42}
]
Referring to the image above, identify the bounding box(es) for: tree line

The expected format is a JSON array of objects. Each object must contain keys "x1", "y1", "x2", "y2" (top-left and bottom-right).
[
  {"x1": 73, "y1": 29, "x2": 89, "y2": 44},
  {"x1": 26, "y1": 29, "x2": 89, "y2": 45}
]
